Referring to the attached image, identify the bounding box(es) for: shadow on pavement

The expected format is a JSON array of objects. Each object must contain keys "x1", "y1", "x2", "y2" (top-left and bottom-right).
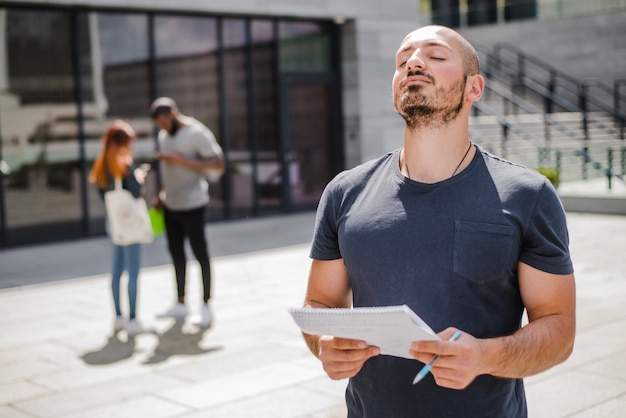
[
  {"x1": 143, "y1": 320, "x2": 222, "y2": 365},
  {"x1": 81, "y1": 334, "x2": 137, "y2": 365},
  {"x1": 80, "y1": 319, "x2": 223, "y2": 366}
]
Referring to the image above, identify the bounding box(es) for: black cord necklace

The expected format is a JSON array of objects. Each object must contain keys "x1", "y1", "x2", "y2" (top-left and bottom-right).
[
  {"x1": 404, "y1": 141, "x2": 473, "y2": 180},
  {"x1": 450, "y1": 141, "x2": 473, "y2": 177}
]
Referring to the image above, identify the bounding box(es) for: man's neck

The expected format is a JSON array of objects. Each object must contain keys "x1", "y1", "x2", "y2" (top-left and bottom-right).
[
  {"x1": 168, "y1": 115, "x2": 189, "y2": 137},
  {"x1": 401, "y1": 121, "x2": 473, "y2": 183}
]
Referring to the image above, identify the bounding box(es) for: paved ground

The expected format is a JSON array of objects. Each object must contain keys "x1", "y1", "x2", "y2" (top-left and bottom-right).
[
  {"x1": 1, "y1": 209, "x2": 626, "y2": 417},
  {"x1": 558, "y1": 177, "x2": 626, "y2": 216}
]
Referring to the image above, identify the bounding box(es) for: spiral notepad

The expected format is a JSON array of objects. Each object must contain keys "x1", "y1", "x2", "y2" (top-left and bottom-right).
[{"x1": 289, "y1": 305, "x2": 440, "y2": 359}]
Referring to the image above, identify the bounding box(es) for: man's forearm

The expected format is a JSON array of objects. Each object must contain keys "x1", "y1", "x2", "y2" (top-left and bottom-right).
[
  {"x1": 179, "y1": 154, "x2": 224, "y2": 173},
  {"x1": 480, "y1": 314, "x2": 575, "y2": 378},
  {"x1": 202, "y1": 154, "x2": 225, "y2": 174},
  {"x1": 301, "y1": 299, "x2": 333, "y2": 359},
  {"x1": 303, "y1": 332, "x2": 321, "y2": 358}
]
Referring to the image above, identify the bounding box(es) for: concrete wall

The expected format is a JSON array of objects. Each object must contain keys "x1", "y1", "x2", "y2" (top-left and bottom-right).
[
  {"x1": 342, "y1": 18, "x2": 417, "y2": 167},
  {"x1": 460, "y1": 11, "x2": 626, "y2": 85}
]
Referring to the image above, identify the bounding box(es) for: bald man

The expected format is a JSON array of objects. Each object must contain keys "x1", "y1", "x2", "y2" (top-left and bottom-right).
[{"x1": 299, "y1": 25, "x2": 575, "y2": 417}]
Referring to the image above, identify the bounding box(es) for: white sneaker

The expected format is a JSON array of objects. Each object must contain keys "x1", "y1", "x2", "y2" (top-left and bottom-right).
[
  {"x1": 113, "y1": 317, "x2": 125, "y2": 333},
  {"x1": 191, "y1": 304, "x2": 213, "y2": 328},
  {"x1": 156, "y1": 302, "x2": 188, "y2": 319},
  {"x1": 125, "y1": 319, "x2": 155, "y2": 337}
]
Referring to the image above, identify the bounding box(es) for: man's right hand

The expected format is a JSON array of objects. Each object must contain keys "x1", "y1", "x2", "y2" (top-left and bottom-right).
[
  {"x1": 317, "y1": 335, "x2": 380, "y2": 380},
  {"x1": 152, "y1": 195, "x2": 162, "y2": 209}
]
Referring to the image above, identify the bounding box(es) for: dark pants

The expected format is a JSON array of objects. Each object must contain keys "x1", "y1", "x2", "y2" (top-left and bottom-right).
[{"x1": 163, "y1": 205, "x2": 211, "y2": 303}]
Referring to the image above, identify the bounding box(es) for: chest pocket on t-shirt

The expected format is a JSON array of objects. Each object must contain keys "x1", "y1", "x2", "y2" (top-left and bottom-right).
[{"x1": 453, "y1": 220, "x2": 516, "y2": 283}]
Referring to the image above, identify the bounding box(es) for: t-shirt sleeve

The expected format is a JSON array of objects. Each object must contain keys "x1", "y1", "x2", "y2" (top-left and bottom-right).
[
  {"x1": 122, "y1": 166, "x2": 143, "y2": 198},
  {"x1": 519, "y1": 180, "x2": 573, "y2": 275},
  {"x1": 194, "y1": 126, "x2": 223, "y2": 158},
  {"x1": 310, "y1": 177, "x2": 343, "y2": 261}
]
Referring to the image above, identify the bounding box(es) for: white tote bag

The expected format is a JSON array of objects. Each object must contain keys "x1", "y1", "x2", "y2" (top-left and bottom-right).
[{"x1": 104, "y1": 178, "x2": 153, "y2": 245}]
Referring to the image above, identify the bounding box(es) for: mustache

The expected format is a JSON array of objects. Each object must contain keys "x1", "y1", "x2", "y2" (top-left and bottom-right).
[{"x1": 404, "y1": 70, "x2": 435, "y2": 85}]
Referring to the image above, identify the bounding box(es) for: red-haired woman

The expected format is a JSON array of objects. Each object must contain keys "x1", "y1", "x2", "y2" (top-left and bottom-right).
[{"x1": 89, "y1": 119, "x2": 154, "y2": 337}]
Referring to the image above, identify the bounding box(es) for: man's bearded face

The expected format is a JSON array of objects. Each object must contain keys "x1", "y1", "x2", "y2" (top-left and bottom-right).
[{"x1": 394, "y1": 70, "x2": 467, "y2": 130}]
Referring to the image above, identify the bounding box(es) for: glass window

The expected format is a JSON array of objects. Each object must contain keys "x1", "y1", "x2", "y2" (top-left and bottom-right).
[
  {"x1": 77, "y1": 12, "x2": 152, "y2": 233},
  {"x1": 278, "y1": 21, "x2": 336, "y2": 207},
  {"x1": 279, "y1": 21, "x2": 330, "y2": 72},
  {"x1": 285, "y1": 82, "x2": 333, "y2": 206},
  {"x1": 0, "y1": 8, "x2": 340, "y2": 246},
  {"x1": 467, "y1": 0, "x2": 498, "y2": 25},
  {"x1": 252, "y1": 19, "x2": 278, "y2": 151},
  {"x1": 155, "y1": 16, "x2": 218, "y2": 58},
  {"x1": 153, "y1": 15, "x2": 223, "y2": 216},
  {"x1": 0, "y1": 8, "x2": 82, "y2": 244},
  {"x1": 429, "y1": 0, "x2": 461, "y2": 27},
  {"x1": 251, "y1": 19, "x2": 281, "y2": 208},
  {"x1": 505, "y1": 0, "x2": 537, "y2": 21},
  {"x1": 87, "y1": 13, "x2": 150, "y2": 118},
  {"x1": 251, "y1": 19, "x2": 275, "y2": 43},
  {"x1": 222, "y1": 18, "x2": 253, "y2": 216},
  {"x1": 154, "y1": 15, "x2": 220, "y2": 137}
]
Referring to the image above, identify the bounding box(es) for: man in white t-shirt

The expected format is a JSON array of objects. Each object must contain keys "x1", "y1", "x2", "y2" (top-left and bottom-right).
[{"x1": 150, "y1": 97, "x2": 224, "y2": 328}]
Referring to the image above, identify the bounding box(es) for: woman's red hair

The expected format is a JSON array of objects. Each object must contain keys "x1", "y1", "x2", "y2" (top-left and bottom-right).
[{"x1": 89, "y1": 119, "x2": 136, "y2": 189}]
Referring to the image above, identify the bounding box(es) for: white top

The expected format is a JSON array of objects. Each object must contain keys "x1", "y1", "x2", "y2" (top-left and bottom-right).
[{"x1": 158, "y1": 117, "x2": 223, "y2": 211}]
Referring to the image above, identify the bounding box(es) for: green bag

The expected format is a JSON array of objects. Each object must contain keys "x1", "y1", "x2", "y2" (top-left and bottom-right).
[{"x1": 148, "y1": 207, "x2": 166, "y2": 237}]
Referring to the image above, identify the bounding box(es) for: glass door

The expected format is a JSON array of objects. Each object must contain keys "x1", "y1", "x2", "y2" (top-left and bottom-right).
[{"x1": 281, "y1": 77, "x2": 335, "y2": 208}]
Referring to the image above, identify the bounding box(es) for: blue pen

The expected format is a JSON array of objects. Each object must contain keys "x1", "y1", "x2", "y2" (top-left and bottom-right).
[{"x1": 412, "y1": 330, "x2": 462, "y2": 384}]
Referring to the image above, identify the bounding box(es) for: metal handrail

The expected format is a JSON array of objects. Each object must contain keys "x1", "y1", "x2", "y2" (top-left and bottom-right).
[
  {"x1": 484, "y1": 78, "x2": 585, "y2": 142},
  {"x1": 616, "y1": 79, "x2": 626, "y2": 138},
  {"x1": 491, "y1": 43, "x2": 626, "y2": 121},
  {"x1": 488, "y1": 67, "x2": 624, "y2": 140},
  {"x1": 486, "y1": 46, "x2": 625, "y2": 142},
  {"x1": 475, "y1": 77, "x2": 625, "y2": 186},
  {"x1": 574, "y1": 148, "x2": 625, "y2": 186}
]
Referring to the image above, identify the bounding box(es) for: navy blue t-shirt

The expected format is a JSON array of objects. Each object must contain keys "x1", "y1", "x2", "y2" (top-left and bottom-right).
[{"x1": 310, "y1": 146, "x2": 573, "y2": 418}]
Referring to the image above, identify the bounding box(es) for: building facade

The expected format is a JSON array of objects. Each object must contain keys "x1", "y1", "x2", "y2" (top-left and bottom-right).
[{"x1": 0, "y1": 0, "x2": 419, "y2": 247}]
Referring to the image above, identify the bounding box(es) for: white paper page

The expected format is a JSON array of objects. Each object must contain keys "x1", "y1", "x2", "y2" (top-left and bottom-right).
[{"x1": 289, "y1": 305, "x2": 440, "y2": 359}]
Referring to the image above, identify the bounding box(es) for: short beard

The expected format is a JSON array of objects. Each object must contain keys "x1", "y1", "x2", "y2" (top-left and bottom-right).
[
  {"x1": 169, "y1": 119, "x2": 180, "y2": 136},
  {"x1": 396, "y1": 74, "x2": 467, "y2": 130}
]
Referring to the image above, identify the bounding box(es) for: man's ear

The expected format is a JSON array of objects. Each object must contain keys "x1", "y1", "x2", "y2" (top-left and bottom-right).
[{"x1": 466, "y1": 74, "x2": 484, "y2": 102}]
